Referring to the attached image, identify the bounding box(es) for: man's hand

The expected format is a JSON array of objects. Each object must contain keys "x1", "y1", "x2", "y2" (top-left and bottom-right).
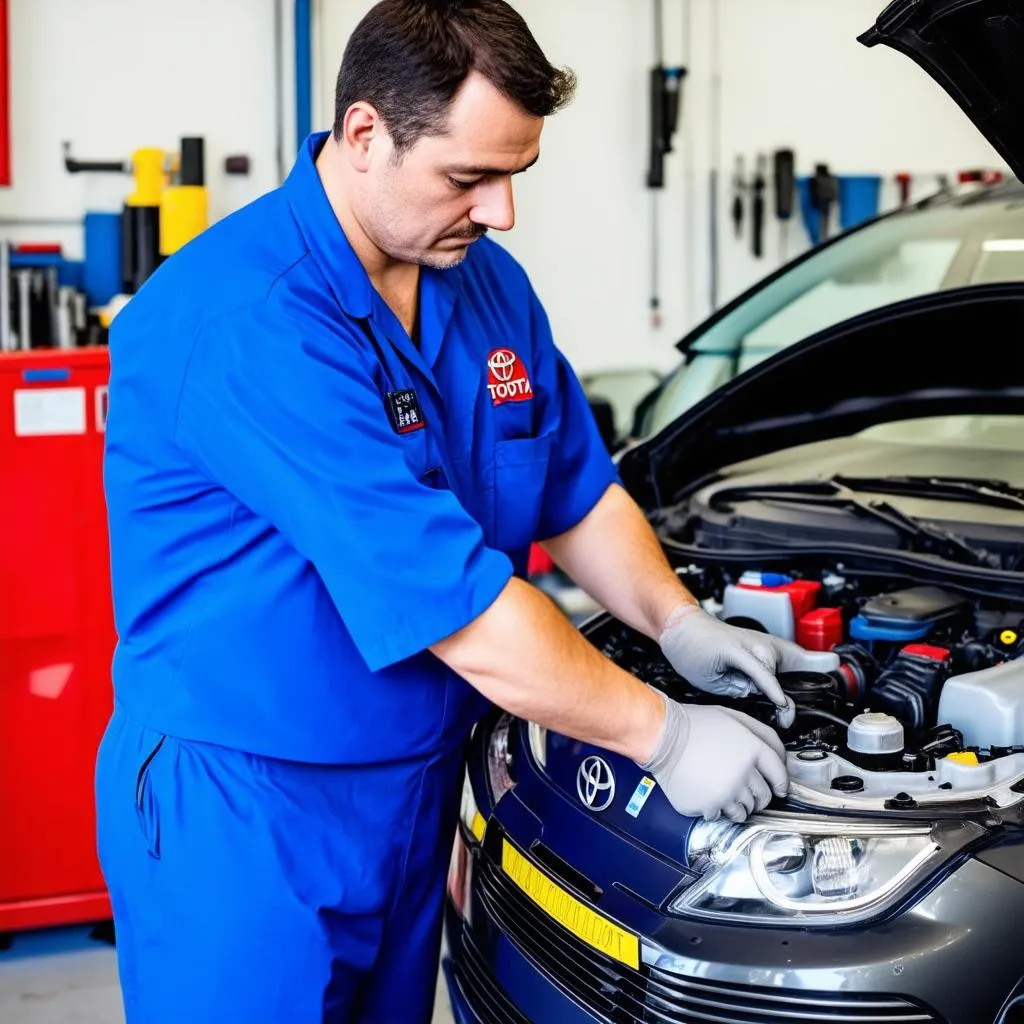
[
  {"x1": 640, "y1": 690, "x2": 788, "y2": 822},
  {"x1": 659, "y1": 605, "x2": 839, "y2": 719}
]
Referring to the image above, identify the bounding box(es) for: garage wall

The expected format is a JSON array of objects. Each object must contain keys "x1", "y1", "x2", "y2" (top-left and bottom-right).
[
  {"x1": 319, "y1": 0, "x2": 1004, "y2": 375},
  {"x1": 688, "y1": 0, "x2": 1003, "y2": 320},
  {"x1": 0, "y1": 0, "x2": 286, "y2": 259},
  {"x1": 0, "y1": 1, "x2": 1004, "y2": 373}
]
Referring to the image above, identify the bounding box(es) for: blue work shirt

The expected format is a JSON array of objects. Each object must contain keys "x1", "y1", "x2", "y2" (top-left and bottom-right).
[{"x1": 104, "y1": 132, "x2": 617, "y2": 763}]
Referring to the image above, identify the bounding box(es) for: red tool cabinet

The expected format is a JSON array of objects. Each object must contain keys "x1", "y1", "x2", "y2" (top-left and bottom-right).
[{"x1": 0, "y1": 347, "x2": 114, "y2": 932}]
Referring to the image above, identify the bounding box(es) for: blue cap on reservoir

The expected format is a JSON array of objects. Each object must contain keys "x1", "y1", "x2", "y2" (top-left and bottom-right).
[
  {"x1": 739, "y1": 571, "x2": 793, "y2": 589},
  {"x1": 849, "y1": 615, "x2": 932, "y2": 643}
]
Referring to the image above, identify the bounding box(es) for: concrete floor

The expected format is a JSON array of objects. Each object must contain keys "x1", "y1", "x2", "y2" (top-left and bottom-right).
[{"x1": 0, "y1": 924, "x2": 456, "y2": 1023}]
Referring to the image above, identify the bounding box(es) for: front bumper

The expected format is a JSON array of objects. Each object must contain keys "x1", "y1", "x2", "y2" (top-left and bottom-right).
[{"x1": 444, "y1": 822, "x2": 1024, "y2": 1024}]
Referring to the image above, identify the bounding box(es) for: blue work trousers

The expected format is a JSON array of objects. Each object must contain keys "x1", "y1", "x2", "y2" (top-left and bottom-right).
[{"x1": 95, "y1": 703, "x2": 463, "y2": 1023}]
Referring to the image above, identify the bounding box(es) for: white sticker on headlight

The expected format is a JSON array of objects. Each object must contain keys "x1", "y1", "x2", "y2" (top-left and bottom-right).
[{"x1": 625, "y1": 776, "x2": 656, "y2": 818}]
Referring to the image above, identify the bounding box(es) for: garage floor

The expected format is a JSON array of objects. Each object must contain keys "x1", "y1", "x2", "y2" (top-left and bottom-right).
[{"x1": 0, "y1": 925, "x2": 456, "y2": 1023}]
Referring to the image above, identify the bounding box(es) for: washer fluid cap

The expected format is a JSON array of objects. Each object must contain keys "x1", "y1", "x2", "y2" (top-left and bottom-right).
[{"x1": 848, "y1": 712, "x2": 904, "y2": 755}]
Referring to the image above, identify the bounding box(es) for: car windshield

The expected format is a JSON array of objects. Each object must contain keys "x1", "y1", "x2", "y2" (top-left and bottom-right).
[
  {"x1": 857, "y1": 414, "x2": 1024, "y2": 451},
  {"x1": 642, "y1": 190, "x2": 1024, "y2": 437}
]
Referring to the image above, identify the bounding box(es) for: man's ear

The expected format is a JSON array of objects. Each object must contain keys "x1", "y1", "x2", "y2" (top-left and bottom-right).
[{"x1": 340, "y1": 101, "x2": 381, "y2": 173}]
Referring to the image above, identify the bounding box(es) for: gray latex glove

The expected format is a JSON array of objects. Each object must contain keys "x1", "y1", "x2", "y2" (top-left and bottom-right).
[
  {"x1": 660, "y1": 605, "x2": 839, "y2": 723},
  {"x1": 640, "y1": 689, "x2": 789, "y2": 822}
]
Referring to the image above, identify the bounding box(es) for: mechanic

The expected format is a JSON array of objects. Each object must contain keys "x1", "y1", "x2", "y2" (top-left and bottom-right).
[{"x1": 96, "y1": 1, "x2": 824, "y2": 1021}]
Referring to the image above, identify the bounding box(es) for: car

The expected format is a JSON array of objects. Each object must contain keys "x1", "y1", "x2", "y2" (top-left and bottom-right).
[
  {"x1": 580, "y1": 368, "x2": 663, "y2": 454},
  {"x1": 444, "y1": 3, "x2": 1024, "y2": 1022},
  {"x1": 533, "y1": 162, "x2": 1024, "y2": 624},
  {"x1": 533, "y1": 37, "x2": 1024, "y2": 625}
]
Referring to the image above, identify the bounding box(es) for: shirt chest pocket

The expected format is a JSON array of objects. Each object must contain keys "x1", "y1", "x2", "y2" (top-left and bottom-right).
[{"x1": 491, "y1": 433, "x2": 552, "y2": 554}]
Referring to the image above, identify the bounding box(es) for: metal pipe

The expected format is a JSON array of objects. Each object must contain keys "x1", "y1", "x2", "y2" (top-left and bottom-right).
[
  {"x1": 0, "y1": 241, "x2": 10, "y2": 352},
  {"x1": 274, "y1": 0, "x2": 286, "y2": 182},
  {"x1": 294, "y1": 0, "x2": 313, "y2": 151},
  {"x1": 682, "y1": 0, "x2": 695, "y2": 325},
  {"x1": 0, "y1": 0, "x2": 10, "y2": 186},
  {"x1": 16, "y1": 269, "x2": 30, "y2": 350},
  {"x1": 56, "y1": 286, "x2": 73, "y2": 349},
  {"x1": 653, "y1": 0, "x2": 664, "y2": 66},
  {"x1": 0, "y1": 217, "x2": 81, "y2": 227},
  {"x1": 708, "y1": 0, "x2": 722, "y2": 311}
]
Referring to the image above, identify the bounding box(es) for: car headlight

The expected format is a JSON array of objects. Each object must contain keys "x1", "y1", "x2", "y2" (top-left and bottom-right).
[
  {"x1": 672, "y1": 816, "x2": 963, "y2": 927},
  {"x1": 527, "y1": 721, "x2": 547, "y2": 769},
  {"x1": 487, "y1": 713, "x2": 515, "y2": 802},
  {"x1": 459, "y1": 770, "x2": 486, "y2": 844}
]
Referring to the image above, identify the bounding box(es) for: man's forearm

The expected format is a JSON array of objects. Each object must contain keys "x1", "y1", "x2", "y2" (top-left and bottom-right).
[
  {"x1": 542, "y1": 482, "x2": 698, "y2": 641},
  {"x1": 431, "y1": 577, "x2": 665, "y2": 763}
]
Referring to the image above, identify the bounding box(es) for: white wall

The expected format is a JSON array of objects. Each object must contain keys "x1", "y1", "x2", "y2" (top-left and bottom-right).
[
  {"x1": 1, "y1": 1, "x2": 1005, "y2": 370},
  {"x1": 0, "y1": 0, "x2": 287, "y2": 259},
  {"x1": 318, "y1": 0, "x2": 1004, "y2": 375},
  {"x1": 692, "y1": 0, "x2": 1003, "y2": 317}
]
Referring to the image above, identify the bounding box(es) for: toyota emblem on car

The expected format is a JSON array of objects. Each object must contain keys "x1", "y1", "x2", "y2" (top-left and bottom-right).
[{"x1": 577, "y1": 756, "x2": 615, "y2": 811}]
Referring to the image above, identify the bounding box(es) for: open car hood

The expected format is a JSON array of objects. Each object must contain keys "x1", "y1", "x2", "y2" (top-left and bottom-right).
[
  {"x1": 859, "y1": 0, "x2": 1024, "y2": 180},
  {"x1": 617, "y1": 284, "x2": 1024, "y2": 510}
]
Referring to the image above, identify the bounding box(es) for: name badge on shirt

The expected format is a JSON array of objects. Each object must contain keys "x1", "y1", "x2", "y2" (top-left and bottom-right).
[{"x1": 386, "y1": 389, "x2": 426, "y2": 435}]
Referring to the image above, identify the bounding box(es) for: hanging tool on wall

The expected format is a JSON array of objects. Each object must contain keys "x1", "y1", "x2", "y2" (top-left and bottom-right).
[
  {"x1": 896, "y1": 171, "x2": 912, "y2": 207},
  {"x1": 646, "y1": 0, "x2": 685, "y2": 328},
  {"x1": 806, "y1": 163, "x2": 838, "y2": 245},
  {"x1": 646, "y1": 69, "x2": 684, "y2": 189},
  {"x1": 751, "y1": 153, "x2": 767, "y2": 259},
  {"x1": 838, "y1": 175, "x2": 882, "y2": 231},
  {"x1": 773, "y1": 148, "x2": 795, "y2": 262},
  {"x1": 730, "y1": 155, "x2": 745, "y2": 239}
]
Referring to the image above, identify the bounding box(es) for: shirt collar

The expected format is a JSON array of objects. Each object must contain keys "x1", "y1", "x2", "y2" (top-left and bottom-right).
[
  {"x1": 284, "y1": 131, "x2": 462, "y2": 353},
  {"x1": 284, "y1": 131, "x2": 373, "y2": 319}
]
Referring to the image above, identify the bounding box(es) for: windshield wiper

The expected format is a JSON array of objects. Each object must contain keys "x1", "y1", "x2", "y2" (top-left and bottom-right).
[
  {"x1": 709, "y1": 478, "x2": 999, "y2": 567},
  {"x1": 833, "y1": 475, "x2": 1024, "y2": 513}
]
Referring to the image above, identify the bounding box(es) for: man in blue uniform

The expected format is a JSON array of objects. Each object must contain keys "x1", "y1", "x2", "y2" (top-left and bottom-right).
[{"x1": 97, "y1": 1, "x2": 829, "y2": 1021}]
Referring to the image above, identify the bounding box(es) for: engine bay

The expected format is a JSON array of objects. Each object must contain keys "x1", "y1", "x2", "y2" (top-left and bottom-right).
[{"x1": 587, "y1": 563, "x2": 1024, "y2": 812}]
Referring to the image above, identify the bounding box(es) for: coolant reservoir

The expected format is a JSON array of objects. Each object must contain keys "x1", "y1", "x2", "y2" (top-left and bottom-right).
[
  {"x1": 847, "y1": 712, "x2": 904, "y2": 755},
  {"x1": 723, "y1": 585, "x2": 794, "y2": 639},
  {"x1": 937, "y1": 660, "x2": 1024, "y2": 748}
]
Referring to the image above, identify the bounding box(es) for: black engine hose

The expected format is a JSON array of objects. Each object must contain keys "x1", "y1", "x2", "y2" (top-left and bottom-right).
[{"x1": 794, "y1": 705, "x2": 850, "y2": 729}]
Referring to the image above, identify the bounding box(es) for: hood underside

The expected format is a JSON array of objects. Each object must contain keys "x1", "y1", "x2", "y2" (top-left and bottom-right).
[
  {"x1": 619, "y1": 285, "x2": 1024, "y2": 511},
  {"x1": 860, "y1": 0, "x2": 1024, "y2": 181}
]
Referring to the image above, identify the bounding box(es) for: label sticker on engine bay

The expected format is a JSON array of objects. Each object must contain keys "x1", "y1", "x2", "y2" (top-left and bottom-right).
[{"x1": 625, "y1": 776, "x2": 656, "y2": 818}]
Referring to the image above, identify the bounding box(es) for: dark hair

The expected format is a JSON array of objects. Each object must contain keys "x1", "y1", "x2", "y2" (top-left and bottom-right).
[{"x1": 333, "y1": 0, "x2": 576, "y2": 153}]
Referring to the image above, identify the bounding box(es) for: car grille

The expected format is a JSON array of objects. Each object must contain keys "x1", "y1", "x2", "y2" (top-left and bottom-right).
[
  {"x1": 476, "y1": 856, "x2": 942, "y2": 1024},
  {"x1": 451, "y1": 925, "x2": 530, "y2": 1024}
]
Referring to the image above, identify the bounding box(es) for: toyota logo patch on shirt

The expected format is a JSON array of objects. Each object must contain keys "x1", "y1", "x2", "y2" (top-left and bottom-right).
[{"x1": 487, "y1": 349, "x2": 533, "y2": 406}]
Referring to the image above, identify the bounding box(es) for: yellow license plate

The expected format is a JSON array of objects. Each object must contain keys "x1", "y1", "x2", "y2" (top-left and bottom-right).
[{"x1": 501, "y1": 839, "x2": 639, "y2": 970}]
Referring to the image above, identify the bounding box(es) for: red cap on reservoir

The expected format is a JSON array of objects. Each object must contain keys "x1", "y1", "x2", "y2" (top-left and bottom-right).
[
  {"x1": 900, "y1": 643, "x2": 951, "y2": 662},
  {"x1": 737, "y1": 579, "x2": 821, "y2": 620},
  {"x1": 797, "y1": 607, "x2": 843, "y2": 651},
  {"x1": 784, "y1": 580, "x2": 822, "y2": 621}
]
